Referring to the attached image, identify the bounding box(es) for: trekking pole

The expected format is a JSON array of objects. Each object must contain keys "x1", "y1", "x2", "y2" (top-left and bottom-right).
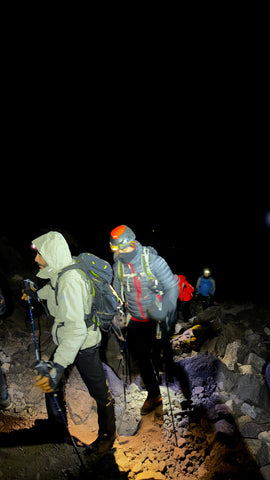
[
  {"x1": 163, "y1": 315, "x2": 178, "y2": 447},
  {"x1": 112, "y1": 323, "x2": 128, "y2": 407},
  {"x1": 24, "y1": 278, "x2": 50, "y2": 361},
  {"x1": 124, "y1": 337, "x2": 132, "y2": 385},
  {"x1": 51, "y1": 394, "x2": 86, "y2": 472},
  {"x1": 24, "y1": 284, "x2": 86, "y2": 471},
  {"x1": 120, "y1": 343, "x2": 127, "y2": 408},
  {"x1": 25, "y1": 287, "x2": 39, "y2": 361},
  {"x1": 35, "y1": 360, "x2": 86, "y2": 472},
  {"x1": 165, "y1": 371, "x2": 178, "y2": 447}
]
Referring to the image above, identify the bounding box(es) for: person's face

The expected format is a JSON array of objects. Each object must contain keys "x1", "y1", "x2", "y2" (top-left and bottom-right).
[
  {"x1": 118, "y1": 246, "x2": 134, "y2": 254},
  {"x1": 35, "y1": 253, "x2": 48, "y2": 269}
]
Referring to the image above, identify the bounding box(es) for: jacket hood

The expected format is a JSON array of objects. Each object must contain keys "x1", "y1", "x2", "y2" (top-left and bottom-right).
[
  {"x1": 135, "y1": 242, "x2": 158, "y2": 257},
  {"x1": 32, "y1": 231, "x2": 73, "y2": 277}
]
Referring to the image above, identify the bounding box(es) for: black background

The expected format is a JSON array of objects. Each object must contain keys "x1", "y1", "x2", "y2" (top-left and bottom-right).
[{"x1": 1, "y1": 19, "x2": 269, "y2": 304}]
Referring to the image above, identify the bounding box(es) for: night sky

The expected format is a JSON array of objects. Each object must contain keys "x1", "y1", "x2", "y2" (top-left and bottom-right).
[
  {"x1": 1, "y1": 34, "x2": 269, "y2": 305},
  {"x1": 2, "y1": 163, "x2": 269, "y2": 305}
]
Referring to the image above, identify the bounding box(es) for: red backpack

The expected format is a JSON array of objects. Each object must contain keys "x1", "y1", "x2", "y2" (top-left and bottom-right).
[{"x1": 178, "y1": 275, "x2": 194, "y2": 301}]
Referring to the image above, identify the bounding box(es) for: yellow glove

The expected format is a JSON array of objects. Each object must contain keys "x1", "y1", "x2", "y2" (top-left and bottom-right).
[
  {"x1": 35, "y1": 374, "x2": 54, "y2": 393},
  {"x1": 21, "y1": 288, "x2": 37, "y2": 301},
  {"x1": 35, "y1": 361, "x2": 64, "y2": 393},
  {"x1": 21, "y1": 290, "x2": 28, "y2": 301}
]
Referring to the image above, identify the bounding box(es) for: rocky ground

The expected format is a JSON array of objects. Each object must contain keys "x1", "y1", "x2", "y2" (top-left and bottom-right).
[{"x1": 0, "y1": 276, "x2": 270, "y2": 479}]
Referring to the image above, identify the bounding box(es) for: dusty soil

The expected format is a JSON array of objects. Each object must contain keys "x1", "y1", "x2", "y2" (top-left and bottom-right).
[
  {"x1": 0, "y1": 299, "x2": 268, "y2": 480},
  {"x1": 0, "y1": 400, "x2": 264, "y2": 480}
]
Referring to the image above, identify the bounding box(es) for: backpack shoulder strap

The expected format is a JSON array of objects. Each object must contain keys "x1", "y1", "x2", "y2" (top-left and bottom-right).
[
  {"x1": 117, "y1": 260, "x2": 126, "y2": 302},
  {"x1": 141, "y1": 247, "x2": 164, "y2": 295},
  {"x1": 141, "y1": 247, "x2": 155, "y2": 281},
  {"x1": 54, "y1": 263, "x2": 88, "y2": 306}
]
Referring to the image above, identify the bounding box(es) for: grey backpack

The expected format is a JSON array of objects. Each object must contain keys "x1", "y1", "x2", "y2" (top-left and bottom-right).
[{"x1": 55, "y1": 253, "x2": 119, "y2": 331}]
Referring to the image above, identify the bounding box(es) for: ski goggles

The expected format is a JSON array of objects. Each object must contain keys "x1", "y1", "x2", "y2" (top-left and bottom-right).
[{"x1": 109, "y1": 240, "x2": 136, "y2": 252}]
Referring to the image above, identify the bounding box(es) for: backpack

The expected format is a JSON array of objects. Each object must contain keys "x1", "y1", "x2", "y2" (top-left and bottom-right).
[
  {"x1": 54, "y1": 253, "x2": 120, "y2": 332},
  {"x1": 178, "y1": 276, "x2": 194, "y2": 301},
  {"x1": 118, "y1": 246, "x2": 177, "y2": 328},
  {"x1": 118, "y1": 246, "x2": 164, "y2": 301}
]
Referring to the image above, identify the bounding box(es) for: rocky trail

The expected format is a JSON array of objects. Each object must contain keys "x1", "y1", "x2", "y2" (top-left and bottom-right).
[{"x1": 0, "y1": 276, "x2": 270, "y2": 479}]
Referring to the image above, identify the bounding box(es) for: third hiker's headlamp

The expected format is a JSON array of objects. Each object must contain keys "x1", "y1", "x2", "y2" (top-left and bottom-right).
[{"x1": 203, "y1": 268, "x2": 211, "y2": 276}]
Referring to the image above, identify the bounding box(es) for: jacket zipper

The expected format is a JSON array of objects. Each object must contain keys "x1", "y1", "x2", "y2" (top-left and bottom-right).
[{"x1": 129, "y1": 263, "x2": 146, "y2": 320}]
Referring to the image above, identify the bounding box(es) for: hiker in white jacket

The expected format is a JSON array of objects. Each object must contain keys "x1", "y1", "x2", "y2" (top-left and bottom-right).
[{"x1": 29, "y1": 231, "x2": 116, "y2": 458}]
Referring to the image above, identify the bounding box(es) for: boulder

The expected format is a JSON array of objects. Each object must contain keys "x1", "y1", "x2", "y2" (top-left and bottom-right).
[
  {"x1": 245, "y1": 438, "x2": 269, "y2": 467},
  {"x1": 235, "y1": 374, "x2": 270, "y2": 411},
  {"x1": 247, "y1": 352, "x2": 265, "y2": 373},
  {"x1": 178, "y1": 354, "x2": 219, "y2": 389},
  {"x1": 240, "y1": 421, "x2": 270, "y2": 438},
  {"x1": 222, "y1": 341, "x2": 249, "y2": 371}
]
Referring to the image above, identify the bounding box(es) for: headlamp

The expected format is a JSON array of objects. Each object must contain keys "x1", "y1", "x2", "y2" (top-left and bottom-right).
[
  {"x1": 31, "y1": 244, "x2": 41, "y2": 255},
  {"x1": 110, "y1": 243, "x2": 120, "y2": 252},
  {"x1": 203, "y1": 268, "x2": 211, "y2": 276}
]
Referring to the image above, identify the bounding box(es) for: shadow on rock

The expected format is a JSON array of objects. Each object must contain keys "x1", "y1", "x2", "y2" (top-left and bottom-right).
[{"x1": 178, "y1": 404, "x2": 265, "y2": 480}]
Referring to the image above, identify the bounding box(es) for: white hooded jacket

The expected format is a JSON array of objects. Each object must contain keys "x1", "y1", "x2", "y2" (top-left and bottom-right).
[{"x1": 32, "y1": 231, "x2": 101, "y2": 368}]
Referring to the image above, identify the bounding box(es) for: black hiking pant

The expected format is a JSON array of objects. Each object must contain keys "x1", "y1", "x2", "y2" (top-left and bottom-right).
[
  {"x1": 127, "y1": 319, "x2": 161, "y2": 399},
  {"x1": 45, "y1": 346, "x2": 115, "y2": 438}
]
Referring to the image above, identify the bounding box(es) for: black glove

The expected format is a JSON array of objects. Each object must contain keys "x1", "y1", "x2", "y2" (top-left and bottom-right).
[
  {"x1": 21, "y1": 279, "x2": 39, "y2": 302},
  {"x1": 147, "y1": 295, "x2": 175, "y2": 322},
  {"x1": 35, "y1": 361, "x2": 64, "y2": 393},
  {"x1": 22, "y1": 287, "x2": 39, "y2": 302}
]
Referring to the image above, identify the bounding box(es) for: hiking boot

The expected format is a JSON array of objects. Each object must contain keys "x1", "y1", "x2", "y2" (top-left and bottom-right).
[
  {"x1": 154, "y1": 402, "x2": 164, "y2": 424},
  {"x1": 86, "y1": 432, "x2": 116, "y2": 458},
  {"x1": 141, "y1": 395, "x2": 162, "y2": 415},
  {"x1": 0, "y1": 396, "x2": 12, "y2": 410}
]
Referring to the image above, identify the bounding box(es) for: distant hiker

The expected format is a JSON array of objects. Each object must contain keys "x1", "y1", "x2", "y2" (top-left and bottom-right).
[
  {"x1": 110, "y1": 225, "x2": 179, "y2": 417},
  {"x1": 195, "y1": 268, "x2": 216, "y2": 309},
  {"x1": 176, "y1": 274, "x2": 194, "y2": 322},
  {"x1": 0, "y1": 367, "x2": 11, "y2": 410},
  {"x1": 27, "y1": 231, "x2": 116, "y2": 459}
]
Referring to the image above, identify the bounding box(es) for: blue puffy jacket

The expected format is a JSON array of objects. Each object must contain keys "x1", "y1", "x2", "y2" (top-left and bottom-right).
[
  {"x1": 113, "y1": 242, "x2": 178, "y2": 322},
  {"x1": 196, "y1": 276, "x2": 216, "y2": 297}
]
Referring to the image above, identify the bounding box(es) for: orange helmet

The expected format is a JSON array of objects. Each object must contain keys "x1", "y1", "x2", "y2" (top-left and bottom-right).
[{"x1": 110, "y1": 225, "x2": 136, "y2": 252}]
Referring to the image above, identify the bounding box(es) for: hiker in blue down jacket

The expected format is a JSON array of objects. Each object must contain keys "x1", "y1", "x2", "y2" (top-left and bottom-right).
[
  {"x1": 195, "y1": 268, "x2": 216, "y2": 309},
  {"x1": 110, "y1": 225, "x2": 179, "y2": 418},
  {"x1": 24, "y1": 231, "x2": 116, "y2": 460}
]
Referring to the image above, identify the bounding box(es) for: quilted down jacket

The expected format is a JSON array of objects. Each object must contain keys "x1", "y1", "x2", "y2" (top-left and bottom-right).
[{"x1": 112, "y1": 242, "x2": 179, "y2": 322}]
